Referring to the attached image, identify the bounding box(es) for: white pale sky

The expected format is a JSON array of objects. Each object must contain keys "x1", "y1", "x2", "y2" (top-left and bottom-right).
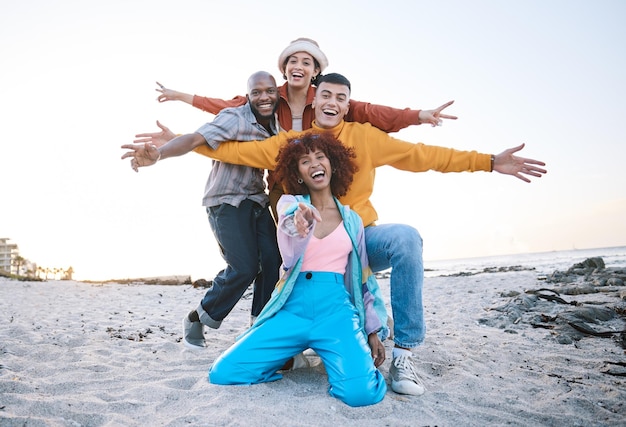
[{"x1": 1, "y1": 0, "x2": 625, "y2": 281}]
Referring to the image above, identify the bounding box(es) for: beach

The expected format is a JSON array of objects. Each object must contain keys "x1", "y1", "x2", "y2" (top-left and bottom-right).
[{"x1": 1, "y1": 256, "x2": 625, "y2": 426}]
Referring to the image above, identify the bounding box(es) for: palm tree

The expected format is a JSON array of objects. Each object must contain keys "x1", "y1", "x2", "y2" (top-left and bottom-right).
[
  {"x1": 12, "y1": 255, "x2": 25, "y2": 276},
  {"x1": 62, "y1": 266, "x2": 74, "y2": 280}
]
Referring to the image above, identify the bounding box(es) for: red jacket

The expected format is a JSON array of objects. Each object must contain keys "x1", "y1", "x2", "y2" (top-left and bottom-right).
[
  {"x1": 191, "y1": 82, "x2": 423, "y2": 188},
  {"x1": 192, "y1": 82, "x2": 422, "y2": 133}
]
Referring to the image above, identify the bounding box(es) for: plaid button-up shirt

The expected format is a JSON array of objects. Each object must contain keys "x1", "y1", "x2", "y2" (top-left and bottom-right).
[{"x1": 196, "y1": 104, "x2": 278, "y2": 208}]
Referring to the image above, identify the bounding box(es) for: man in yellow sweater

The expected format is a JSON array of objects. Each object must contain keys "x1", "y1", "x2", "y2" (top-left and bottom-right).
[{"x1": 122, "y1": 73, "x2": 547, "y2": 397}]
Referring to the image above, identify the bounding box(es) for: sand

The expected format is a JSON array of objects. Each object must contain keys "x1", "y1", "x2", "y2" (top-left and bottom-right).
[{"x1": 1, "y1": 269, "x2": 624, "y2": 426}]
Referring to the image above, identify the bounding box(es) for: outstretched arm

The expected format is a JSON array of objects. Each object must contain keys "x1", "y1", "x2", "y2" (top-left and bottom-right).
[
  {"x1": 348, "y1": 99, "x2": 457, "y2": 132},
  {"x1": 155, "y1": 82, "x2": 194, "y2": 105},
  {"x1": 276, "y1": 196, "x2": 318, "y2": 270},
  {"x1": 155, "y1": 81, "x2": 248, "y2": 115},
  {"x1": 134, "y1": 120, "x2": 177, "y2": 148},
  {"x1": 155, "y1": 81, "x2": 247, "y2": 114},
  {"x1": 418, "y1": 100, "x2": 458, "y2": 126},
  {"x1": 121, "y1": 133, "x2": 206, "y2": 172},
  {"x1": 492, "y1": 143, "x2": 547, "y2": 183}
]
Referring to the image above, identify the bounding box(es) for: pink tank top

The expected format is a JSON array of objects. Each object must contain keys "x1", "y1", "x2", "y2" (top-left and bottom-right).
[{"x1": 300, "y1": 221, "x2": 351, "y2": 274}]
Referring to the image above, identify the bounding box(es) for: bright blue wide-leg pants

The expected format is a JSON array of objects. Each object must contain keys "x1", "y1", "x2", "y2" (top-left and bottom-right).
[{"x1": 209, "y1": 271, "x2": 387, "y2": 407}]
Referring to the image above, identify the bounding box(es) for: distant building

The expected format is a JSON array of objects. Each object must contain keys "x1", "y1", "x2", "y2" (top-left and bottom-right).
[{"x1": 0, "y1": 238, "x2": 19, "y2": 274}]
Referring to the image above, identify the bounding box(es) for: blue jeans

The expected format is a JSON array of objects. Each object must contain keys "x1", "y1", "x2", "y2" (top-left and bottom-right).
[
  {"x1": 197, "y1": 200, "x2": 281, "y2": 328},
  {"x1": 209, "y1": 272, "x2": 387, "y2": 407},
  {"x1": 364, "y1": 224, "x2": 425, "y2": 349}
]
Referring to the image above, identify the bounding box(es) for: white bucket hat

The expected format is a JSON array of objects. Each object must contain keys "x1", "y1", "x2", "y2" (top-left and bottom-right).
[{"x1": 278, "y1": 37, "x2": 329, "y2": 76}]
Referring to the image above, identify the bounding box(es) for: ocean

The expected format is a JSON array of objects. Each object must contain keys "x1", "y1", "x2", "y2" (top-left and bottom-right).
[{"x1": 423, "y1": 245, "x2": 626, "y2": 278}]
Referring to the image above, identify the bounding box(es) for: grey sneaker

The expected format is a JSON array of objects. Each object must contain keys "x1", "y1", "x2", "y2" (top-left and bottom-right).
[
  {"x1": 389, "y1": 354, "x2": 425, "y2": 395},
  {"x1": 291, "y1": 352, "x2": 310, "y2": 370},
  {"x1": 182, "y1": 316, "x2": 206, "y2": 349}
]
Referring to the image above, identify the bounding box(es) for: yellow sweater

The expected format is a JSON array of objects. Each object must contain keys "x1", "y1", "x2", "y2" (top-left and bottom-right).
[{"x1": 194, "y1": 121, "x2": 492, "y2": 227}]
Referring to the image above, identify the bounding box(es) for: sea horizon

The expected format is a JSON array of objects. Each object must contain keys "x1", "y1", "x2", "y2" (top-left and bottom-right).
[{"x1": 423, "y1": 245, "x2": 626, "y2": 278}]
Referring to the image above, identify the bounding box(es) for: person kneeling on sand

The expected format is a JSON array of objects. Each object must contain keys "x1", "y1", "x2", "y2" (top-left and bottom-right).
[{"x1": 209, "y1": 132, "x2": 388, "y2": 407}]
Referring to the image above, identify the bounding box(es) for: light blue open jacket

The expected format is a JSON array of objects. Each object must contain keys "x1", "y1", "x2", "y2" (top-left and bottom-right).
[{"x1": 238, "y1": 195, "x2": 389, "y2": 341}]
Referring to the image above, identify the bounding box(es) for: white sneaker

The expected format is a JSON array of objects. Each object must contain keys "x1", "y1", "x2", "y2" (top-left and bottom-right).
[
  {"x1": 279, "y1": 352, "x2": 311, "y2": 371},
  {"x1": 389, "y1": 354, "x2": 425, "y2": 395},
  {"x1": 291, "y1": 352, "x2": 310, "y2": 370}
]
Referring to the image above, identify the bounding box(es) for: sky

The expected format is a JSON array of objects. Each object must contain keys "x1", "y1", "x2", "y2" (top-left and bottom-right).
[{"x1": 1, "y1": 0, "x2": 625, "y2": 281}]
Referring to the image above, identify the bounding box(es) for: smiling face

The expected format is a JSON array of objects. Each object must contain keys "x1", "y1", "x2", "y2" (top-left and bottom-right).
[
  {"x1": 274, "y1": 132, "x2": 356, "y2": 197},
  {"x1": 246, "y1": 72, "x2": 279, "y2": 121},
  {"x1": 312, "y1": 81, "x2": 350, "y2": 129},
  {"x1": 284, "y1": 51, "x2": 320, "y2": 90},
  {"x1": 297, "y1": 148, "x2": 332, "y2": 194}
]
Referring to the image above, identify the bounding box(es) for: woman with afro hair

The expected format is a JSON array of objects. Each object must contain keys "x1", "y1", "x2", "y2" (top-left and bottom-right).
[{"x1": 208, "y1": 132, "x2": 389, "y2": 407}]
